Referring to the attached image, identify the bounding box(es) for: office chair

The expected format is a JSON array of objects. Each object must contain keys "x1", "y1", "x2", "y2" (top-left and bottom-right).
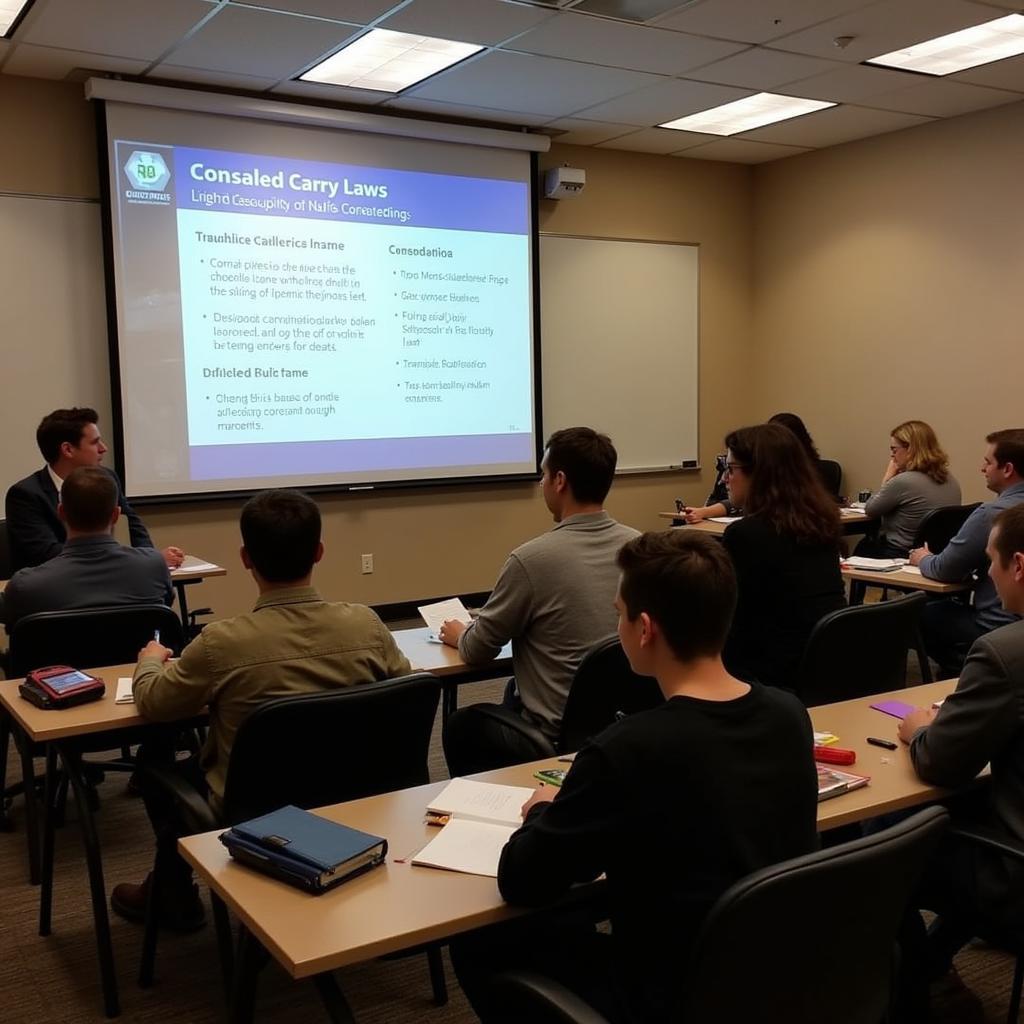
[
  {"x1": 818, "y1": 459, "x2": 843, "y2": 499},
  {"x1": 493, "y1": 806, "x2": 949, "y2": 1024},
  {"x1": 0, "y1": 519, "x2": 11, "y2": 580},
  {"x1": 914, "y1": 502, "x2": 981, "y2": 555},
  {"x1": 1, "y1": 605, "x2": 185, "y2": 880},
  {"x1": 443, "y1": 636, "x2": 662, "y2": 777},
  {"x1": 135, "y1": 672, "x2": 445, "y2": 1013},
  {"x1": 795, "y1": 592, "x2": 928, "y2": 705}
]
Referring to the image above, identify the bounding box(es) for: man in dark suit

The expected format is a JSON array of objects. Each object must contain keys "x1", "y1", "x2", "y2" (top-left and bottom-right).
[
  {"x1": 4, "y1": 407, "x2": 182, "y2": 573},
  {"x1": 0, "y1": 466, "x2": 173, "y2": 629},
  {"x1": 899, "y1": 503, "x2": 1024, "y2": 983}
]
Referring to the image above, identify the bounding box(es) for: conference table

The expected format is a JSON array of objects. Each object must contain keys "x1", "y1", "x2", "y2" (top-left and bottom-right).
[
  {"x1": 661, "y1": 507, "x2": 873, "y2": 534},
  {"x1": 839, "y1": 563, "x2": 970, "y2": 595},
  {"x1": 178, "y1": 678, "x2": 961, "y2": 1023}
]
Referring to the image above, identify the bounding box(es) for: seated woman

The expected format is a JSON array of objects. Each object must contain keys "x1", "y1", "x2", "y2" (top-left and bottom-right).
[
  {"x1": 721, "y1": 422, "x2": 846, "y2": 691},
  {"x1": 683, "y1": 412, "x2": 837, "y2": 522},
  {"x1": 857, "y1": 420, "x2": 961, "y2": 557}
]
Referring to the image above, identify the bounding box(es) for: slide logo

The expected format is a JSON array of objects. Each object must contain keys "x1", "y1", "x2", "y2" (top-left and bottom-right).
[{"x1": 123, "y1": 150, "x2": 171, "y2": 204}]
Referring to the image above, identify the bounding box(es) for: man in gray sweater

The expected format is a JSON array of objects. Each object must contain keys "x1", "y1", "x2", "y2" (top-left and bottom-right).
[{"x1": 440, "y1": 427, "x2": 638, "y2": 754}]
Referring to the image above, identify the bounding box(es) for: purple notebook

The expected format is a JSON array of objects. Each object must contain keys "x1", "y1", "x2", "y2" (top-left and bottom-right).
[{"x1": 870, "y1": 700, "x2": 916, "y2": 719}]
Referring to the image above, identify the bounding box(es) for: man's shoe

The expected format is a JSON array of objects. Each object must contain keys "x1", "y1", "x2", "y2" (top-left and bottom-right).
[{"x1": 111, "y1": 876, "x2": 206, "y2": 933}]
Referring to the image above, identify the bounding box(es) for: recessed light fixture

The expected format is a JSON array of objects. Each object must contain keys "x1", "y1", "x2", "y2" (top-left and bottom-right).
[
  {"x1": 301, "y1": 28, "x2": 483, "y2": 93},
  {"x1": 1, "y1": 0, "x2": 34, "y2": 37},
  {"x1": 866, "y1": 13, "x2": 1024, "y2": 76},
  {"x1": 659, "y1": 92, "x2": 835, "y2": 136}
]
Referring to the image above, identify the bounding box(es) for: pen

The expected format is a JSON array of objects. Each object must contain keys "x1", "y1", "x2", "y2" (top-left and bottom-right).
[
  {"x1": 867, "y1": 737, "x2": 897, "y2": 750},
  {"x1": 153, "y1": 630, "x2": 161, "y2": 644}
]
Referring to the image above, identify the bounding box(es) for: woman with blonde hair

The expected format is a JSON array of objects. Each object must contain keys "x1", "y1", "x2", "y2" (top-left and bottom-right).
[{"x1": 859, "y1": 420, "x2": 961, "y2": 557}]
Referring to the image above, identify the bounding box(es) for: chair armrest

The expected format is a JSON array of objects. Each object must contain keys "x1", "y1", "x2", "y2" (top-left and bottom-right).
[
  {"x1": 492, "y1": 970, "x2": 611, "y2": 1024},
  {"x1": 471, "y1": 704, "x2": 556, "y2": 757},
  {"x1": 950, "y1": 824, "x2": 1024, "y2": 864},
  {"x1": 137, "y1": 761, "x2": 218, "y2": 835}
]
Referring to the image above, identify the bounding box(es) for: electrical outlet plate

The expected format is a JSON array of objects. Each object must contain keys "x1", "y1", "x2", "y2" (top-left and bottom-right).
[{"x1": 361, "y1": 553, "x2": 374, "y2": 574}]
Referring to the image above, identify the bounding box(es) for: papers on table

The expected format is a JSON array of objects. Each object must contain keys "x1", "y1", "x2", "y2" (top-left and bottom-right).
[
  {"x1": 417, "y1": 598, "x2": 472, "y2": 639},
  {"x1": 115, "y1": 677, "x2": 134, "y2": 705},
  {"x1": 900, "y1": 565, "x2": 922, "y2": 576},
  {"x1": 814, "y1": 731, "x2": 839, "y2": 746},
  {"x1": 427, "y1": 778, "x2": 533, "y2": 828},
  {"x1": 839, "y1": 507, "x2": 866, "y2": 518},
  {"x1": 172, "y1": 557, "x2": 220, "y2": 574},
  {"x1": 707, "y1": 516, "x2": 742, "y2": 524},
  {"x1": 842, "y1": 556, "x2": 908, "y2": 572},
  {"x1": 413, "y1": 818, "x2": 517, "y2": 877}
]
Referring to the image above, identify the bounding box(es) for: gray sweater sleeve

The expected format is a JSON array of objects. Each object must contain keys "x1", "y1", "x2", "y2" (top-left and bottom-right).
[
  {"x1": 457, "y1": 555, "x2": 533, "y2": 664},
  {"x1": 864, "y1": 475, "x2": 907, "y2": 517}
]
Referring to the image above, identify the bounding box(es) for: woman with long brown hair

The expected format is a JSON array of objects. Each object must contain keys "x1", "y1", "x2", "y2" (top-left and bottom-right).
[
  {"x1": 859, "y1": 420, "x2": 961, "y2": 557},
  {"x1": 720, "y1": 422, "x2": 845, "y2": 691}
]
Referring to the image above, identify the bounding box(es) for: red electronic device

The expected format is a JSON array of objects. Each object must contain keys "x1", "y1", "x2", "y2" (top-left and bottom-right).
[
  {"x1": 813, "y1": 745, "x2": 857, "y2": 766},
  {"x1": 19, "y1": 666, "x2": 106, "y2": 710}
]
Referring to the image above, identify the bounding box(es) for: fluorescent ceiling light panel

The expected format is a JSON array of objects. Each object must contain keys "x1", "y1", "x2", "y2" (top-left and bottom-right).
[
  {"x1": 867, "y1": 13, "x2": 1024, "y2": 76},
  {"x1": 1, "y1": 0, "x2": 32, "y2": 36},
  {"x1": 659, "y1": 92, "x2": 835, "y2": 136},
  {"x1": 301, "y1": 28, "x2": 482, "y2": 93}
]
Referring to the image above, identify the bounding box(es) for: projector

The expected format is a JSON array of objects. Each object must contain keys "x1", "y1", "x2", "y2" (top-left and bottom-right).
[{"x1": 543, "y1": 166, "x2": 586, "y2": 199}]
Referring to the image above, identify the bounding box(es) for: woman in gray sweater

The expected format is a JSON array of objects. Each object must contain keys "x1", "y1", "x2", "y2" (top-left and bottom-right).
[{"x1": 858, "y1": 420, "x2": 961, "y2": 556}]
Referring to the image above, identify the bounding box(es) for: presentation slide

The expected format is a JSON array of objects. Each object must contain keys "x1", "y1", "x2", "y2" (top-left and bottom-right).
[{"x1": 101, "y1": 102, "x2": 538, "y2": 499}]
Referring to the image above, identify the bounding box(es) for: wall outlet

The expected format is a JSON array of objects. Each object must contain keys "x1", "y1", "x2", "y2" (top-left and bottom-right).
[{"x1": 361, "y1": 553, "x2": 374, "y2": 574}]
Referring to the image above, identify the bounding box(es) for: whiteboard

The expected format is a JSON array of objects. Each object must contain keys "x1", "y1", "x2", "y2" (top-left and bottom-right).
[
  {"x1": 0, "y1": 193, "x2": 113, "y2": 490},
  {"x1": 540, "y1": 234, "x2": 699, "y2": 472}
]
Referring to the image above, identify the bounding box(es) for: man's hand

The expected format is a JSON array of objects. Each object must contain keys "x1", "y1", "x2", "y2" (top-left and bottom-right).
[
  {"x1": 162, "y1": 545, "x2": 185, "y2": 569},
  {"x1": 683, "y1": 506, "x2": 708, "y2": 524},
  {"x1": 521, "y1": 785, "x2": 556, "y2": 817},
  {"x1": 898, "y1": 707, "x2": 938, "y2": 743},
  {"x1": 908, "y1": 542, "x2": 931, "y2": 567},
  {"x1": 438, "y1": 619, "x2": 466, "y2": 648},
  {"x1": 138, "y1": 640, "x2": 173, "y2": 663}
]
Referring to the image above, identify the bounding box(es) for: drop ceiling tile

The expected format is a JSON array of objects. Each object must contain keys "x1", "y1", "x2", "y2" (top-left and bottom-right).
[
  {"x1": 782, "y1": 63, "x2": 922, "y2": 103},
  {"x1": 405, "y1": 50, "x2": 664, "y2": 118},
  {"x1": 859, "y1": 78, "x2": 1021, "y2": 117},
  {"x1": 654, "y1": 0, "x2": 875, "y2": 45},
  {"x1": 379, "y1": 0, "x2": 555, "y2": 46},
  {"x1": 596, "y1": 126, "x2": 710, "y2": 153},
  {"x1": 741, "y1": 103, "x2": 933, "y2": 146},
  {"x1": 543, "y1": 117, "x2": 637, "y2": 145},
  {"x1": 687, "y1": 46, "x2": 843, "y2": 90},
  {"x1": 954, "y1": 52, "x2": 1024, "y2": 92},
  {"x1": 230, "y1": 0, "x2": 399, "y2": 21},
  {"x1": 19, "y1": 0, "x2": 215, "y2": 62},
  {"x1": 165, "y1": 4, "x2": 358, "y2": 78},
  {"x1": 2, "y1": 43, "x2": 148, "y2": 79},
  {"x1": 269, "y1": 78, "x2": 391, "y2": 105},
  {"x1": 770, "y1": 0, "x2": 1009, "y2": 64},
  {"x1": 678, "y1": 138, "x2": 814, "y2": 163},
  {"x1": 383, "y1": 96, "x2": 553, "y2": 126},
  {"x1": 150, "y1": 64, "x2": 280, "y2": 92},
  {"x1": 504, "y1": 12, "x2": 747, "y2": 75},
  {"x1": 574, "y1": 78, "x2": 753, "y2": 127}
]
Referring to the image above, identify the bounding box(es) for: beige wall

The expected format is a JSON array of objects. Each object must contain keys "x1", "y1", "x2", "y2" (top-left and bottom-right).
[
  {"x1": 751, "y1": 98, "x2": 1024, "y2": 505},
  {"x1": 1, "y1": 77, "x2": 754, "y2": 616}
]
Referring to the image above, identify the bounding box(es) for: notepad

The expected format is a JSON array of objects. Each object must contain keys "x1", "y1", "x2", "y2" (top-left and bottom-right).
[
  {"x1": 412, "y1": 818, "x2": 517, "y2": 877},
  {"x1": 173, "y1": 558, "x2": 220, "y2": 573},
  {"x1": 115, "y1": 677, "x2": 134, "y2": 705},
  {"x1": 426, "y1": 778, "x2": 533, "y2": 828},
  {"x1": 417, "y1": 598, "x2": 472, "y2": 636},
  {"x1": 842, "y1": 556, "x2": 908, "y2": 571},
  {"x1": 707, "y1": 516, "x2": 742, "y2": 524}
]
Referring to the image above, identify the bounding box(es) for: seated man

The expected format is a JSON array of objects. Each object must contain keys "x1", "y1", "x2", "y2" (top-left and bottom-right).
[
  {"x1": 111, "y1": 488, "x2": 412, "y2": 930},
  {"x1": 451, "y1": 531, "x2": 819, "y2": 1023},
  {"x1": 899, "y1": 504, "x2": 1024, "y2": 979},
  {"x1": 909, "y1": 429, "x2": 1024, "y2": 675},
  {"x1": 0, "y1": 466, "x2": 172, "y2": 630},
  {"x1": 441, "y1": 427, "x2": 639, "y2": 758},
  {"x1": 5, "y1": 406, "x2": 183, "y2": 572}
]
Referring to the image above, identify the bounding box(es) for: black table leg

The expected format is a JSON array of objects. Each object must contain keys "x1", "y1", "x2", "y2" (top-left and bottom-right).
[
  {"x1": 312, "y1": 972, "x2": 357, "y2": 1024},
  {"x1": 39, "y1": 744, "x2": 58, "y2": 932},
  {"x1": 0, "y1": 710, "x2": 12, "y2": 832},
  {"x1": 442, "y1": 681, "x2": 458, "y2": 721},
  {"x1": 13, "y1": 723, "x2": 41, "y2": 883},
  {"x1": 58, "y1": 743, "x2": 120, "y2": 1017},
  {"x1": 229, "y1": 925, "x2": 268, "y2": 1024},
  {"x1": 211, "y1": 891, "x2": 235, "y2": 1008},
  {"x1": 174, "y1": 580, "x2": 191, "y2": 635}
]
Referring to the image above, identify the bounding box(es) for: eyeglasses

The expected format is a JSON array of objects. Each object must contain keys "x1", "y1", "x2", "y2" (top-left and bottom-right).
[{"x1": 724, "y1": 463, "x2": 746, "y2": 476}]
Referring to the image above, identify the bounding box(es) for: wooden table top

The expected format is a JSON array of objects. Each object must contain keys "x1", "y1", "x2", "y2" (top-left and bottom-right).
[
  {"x1": 1, "y1": 554, "x2": 225, "y2": 593},
  {"x1": 661, "y1": 508, "x2": 872, "y2": 536},
  {"x1": 839, "y1": 564, "x2": 969, "y2": 595},
  {"x1": 392, "y1": 626, "x2": 511, "y2": 678},
  {"x1": 179, "y1": 678, "x2": 961, "y2": 980}
]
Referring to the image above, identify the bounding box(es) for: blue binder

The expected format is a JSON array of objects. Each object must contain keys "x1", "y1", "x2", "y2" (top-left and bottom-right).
[{"x1": 220, "y1": 804, "x2": 387, "y2": 894}]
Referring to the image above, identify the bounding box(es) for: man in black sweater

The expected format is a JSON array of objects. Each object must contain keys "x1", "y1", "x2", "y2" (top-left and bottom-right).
[{"x1": 451, "y1": 530, "x2": 819, "y2": 1023}]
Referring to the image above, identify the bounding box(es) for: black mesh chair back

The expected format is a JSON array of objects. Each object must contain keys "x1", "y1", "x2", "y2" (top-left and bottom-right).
[
  {"x1": 677, "y1": 807, "x2": 948, "y2": 1024},
  {"x1": 221, "y1": 671, "x2": 441, "y2": 825},
  {"x1": 8, "y1": 604, "x2": 185, "y2": 677},
  {"x1": 0, "y1": 520, "x2": 11, "y2": 580},
  {"x1": 795, "y1": 592, "x2": 927, "y2": 705},
  {"x1": 818, "y1": 459, "x2": 843, "y2": 498},
  {"x1": 913, "y1": 502, "x2": 981, "y2": 554},
  {"x1": 558, "y1": 636, "x2": 663, "y2": 753}
]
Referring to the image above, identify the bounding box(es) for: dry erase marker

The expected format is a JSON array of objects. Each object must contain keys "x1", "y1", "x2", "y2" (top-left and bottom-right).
[
  {"x1": 867, "y1": 737, "x2": 897, "y2": 750},
  {"x1": 153, "y1": 630, "x2": 161, "y2": 644}
]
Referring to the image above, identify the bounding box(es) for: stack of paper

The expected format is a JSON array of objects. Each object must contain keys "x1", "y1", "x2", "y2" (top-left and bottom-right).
[
  {"x1": 115, "y1": 677, "x2": 135, "y2": 705},
  {"x1": 842, "y1": 556, "x2": 908, "y2": 572},
  {"x1": 417, "y1": 598, "x2": 472, "y2": 641}
]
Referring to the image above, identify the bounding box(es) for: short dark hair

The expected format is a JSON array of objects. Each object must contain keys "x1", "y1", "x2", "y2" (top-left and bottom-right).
[
  {"x1": 769, "y1": 412, "x2": 820, "y2": 462},
  {"x1": 60, "y1": 467, "x2": 117, "y2": 532},
  {"x1": 36, "y1": 408, "x2": 100, "y2": 465},
  {"x1": 991, "y1": 505, "x2": 1024, "y2": 568},
  {"x1": 616, "y1": 531, "x2": 736, "y2": 661},
  {"x1": 987, "y1": 429, "x2": 1024, "y2": 477},
  {"x1": 240, "y1": 489, "x2": 321, "y2": 583},
  {"x1": 544, "y1": 427, "x2": 617, "y2": 505}
]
